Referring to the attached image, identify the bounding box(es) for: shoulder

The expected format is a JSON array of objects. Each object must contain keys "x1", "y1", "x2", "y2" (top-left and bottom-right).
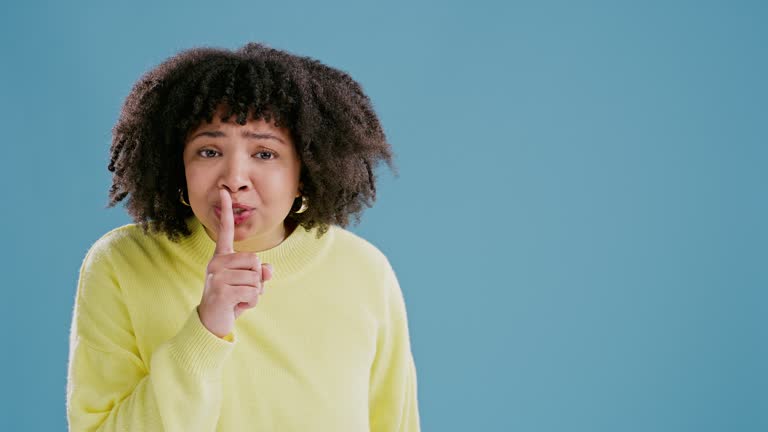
[
  {"x1": 326, "y1": 226, "x2": 398, "y2": 288},
  {"x1": 82, "y1": 222, "x2": 168, "y2": 268},
  {"x1": 77, "y1": 222, "x2": 172, "y2": 304},
  {"x1": 328, "y1": 226, "x2": 392, "y2": 267},
  {"x1": 327, "y1": 227, "x2": 406, "y2": 318}
]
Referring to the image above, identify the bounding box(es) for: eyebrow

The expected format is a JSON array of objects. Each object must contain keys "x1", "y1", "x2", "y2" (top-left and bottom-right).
[{"x1": 189, "y1": 130, "x2": 286, "y2": 144}]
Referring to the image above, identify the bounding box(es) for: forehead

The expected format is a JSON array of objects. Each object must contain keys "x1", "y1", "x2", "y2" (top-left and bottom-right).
[{"x1": 186, "y1": 105, "x2": 293, "y2": 143}]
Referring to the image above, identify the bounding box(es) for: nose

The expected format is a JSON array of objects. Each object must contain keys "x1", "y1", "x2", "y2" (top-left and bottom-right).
[{"x1": 218, "y1": 153, "x2": 251, "y2": 193}]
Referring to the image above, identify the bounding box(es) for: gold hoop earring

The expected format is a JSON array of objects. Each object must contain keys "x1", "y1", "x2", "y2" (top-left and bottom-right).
[
  {"x1": 293, "y1": 195, "x2": 309, "y2": 214},
  {"x1": 179, "y1": 189, "x2": 191, "y2": 207}
]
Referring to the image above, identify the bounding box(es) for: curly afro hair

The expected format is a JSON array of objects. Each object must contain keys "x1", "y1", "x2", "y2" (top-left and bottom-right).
[{"x1": 107, "y1": 42, "x2": 396, "y2": 241}]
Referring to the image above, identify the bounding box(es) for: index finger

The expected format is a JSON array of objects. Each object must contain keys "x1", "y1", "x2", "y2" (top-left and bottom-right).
[{"x1": 214, "y1": 189, "x2": 235, "y2": 255}]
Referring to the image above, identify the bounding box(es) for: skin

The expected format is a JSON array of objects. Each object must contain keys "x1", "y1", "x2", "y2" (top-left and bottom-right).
[
  {"x1": 182, "y1": 106, "x2": 303, "y2": 337},
  {"x1": 182, "y1": 106, "x2": 303, "y2": 251}
]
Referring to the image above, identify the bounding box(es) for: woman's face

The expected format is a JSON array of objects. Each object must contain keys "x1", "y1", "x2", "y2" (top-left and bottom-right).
[{"x1": 182, "y1": 107, "x2": 301, "y2": 247}]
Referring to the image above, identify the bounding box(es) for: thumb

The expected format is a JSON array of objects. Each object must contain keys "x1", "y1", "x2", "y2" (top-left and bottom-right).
[{"x1": 261, "y1": 263, "x2": 275, "y2": 281}]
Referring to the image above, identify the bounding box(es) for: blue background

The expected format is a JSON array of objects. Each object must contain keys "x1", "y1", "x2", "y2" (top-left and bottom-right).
[{"x1": 1, "y1": 1, "x2": 766, "y2": 430}]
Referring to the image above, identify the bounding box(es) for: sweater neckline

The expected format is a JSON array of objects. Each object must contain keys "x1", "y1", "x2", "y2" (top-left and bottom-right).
[{"x1": 179, "y1": 217, "x2": 333, "y2": 283}]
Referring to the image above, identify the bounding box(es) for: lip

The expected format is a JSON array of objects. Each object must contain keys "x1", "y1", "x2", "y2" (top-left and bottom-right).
[
  {"x1": 214, "y1": 206, "x2": 254, "y2": 225},
  {"x1": 213, "y1": 202, "x2": 254, "y2": 211},
  {"x1": 232, "y1": 203, "x2": 255, "y2": 210}
]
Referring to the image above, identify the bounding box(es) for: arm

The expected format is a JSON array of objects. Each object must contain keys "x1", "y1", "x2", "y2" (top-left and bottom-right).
[
  {"x1": 369, "y1": 263, "x2": 421, "y2": 431},
  {"x1": 66, "y1": 244, "x2": 234, "y2": 432}
]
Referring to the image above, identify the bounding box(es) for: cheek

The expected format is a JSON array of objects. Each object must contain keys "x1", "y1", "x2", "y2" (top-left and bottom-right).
[
  {"x1": 184, "y1": 167, "x2": 211, "y2": 200},
  {"x1": 260, "y1": 172, "x2": 300, "y2": 204},
  {"x1": 262, "y1": 178, "x2": 296, "y2": 201}
]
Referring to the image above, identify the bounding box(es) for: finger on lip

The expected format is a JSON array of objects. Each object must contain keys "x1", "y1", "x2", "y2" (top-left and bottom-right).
[
  {"x1": 214, "y1": 189, "x2": 235, "y2": 255},
  {"x1": 215, "y1": 205, "x2": 253, "y2": 211}
]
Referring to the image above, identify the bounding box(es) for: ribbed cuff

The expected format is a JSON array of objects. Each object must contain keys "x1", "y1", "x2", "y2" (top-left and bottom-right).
[{"x1": 166, "y1": 307, "x2": 236, "y2": 376}]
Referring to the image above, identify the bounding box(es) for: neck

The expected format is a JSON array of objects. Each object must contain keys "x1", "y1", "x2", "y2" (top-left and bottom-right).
[
  {"x1": 182, "y1": 216, "x2": 331, "y2": 283},
  {"x1": 204, "y1": 219, "x2": 298, "y2": 253}
]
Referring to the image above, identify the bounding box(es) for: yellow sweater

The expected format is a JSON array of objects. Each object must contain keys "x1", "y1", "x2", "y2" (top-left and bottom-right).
[{"x1": 66, "y1": 217, "x2": 420, "y2": 431}]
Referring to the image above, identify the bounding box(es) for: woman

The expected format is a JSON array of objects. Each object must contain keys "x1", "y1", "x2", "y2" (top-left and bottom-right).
[{"x1": 66, "y1": 42, "x2": 420, "y2": 431}]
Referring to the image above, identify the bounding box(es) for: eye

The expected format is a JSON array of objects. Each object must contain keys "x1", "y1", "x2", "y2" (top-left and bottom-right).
[
  {"x1": 255, "y1": 151, "x2": 276, "y2": 160},
  {"x1": 198, "y1": 149, "x2": 220, "y2": 158}
]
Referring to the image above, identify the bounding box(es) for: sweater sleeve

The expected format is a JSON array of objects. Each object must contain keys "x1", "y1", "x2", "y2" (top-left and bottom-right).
[
  {"x1": 66, "y1": 242, "x2": 235, "y2": 432},
  {"x1": 369, "y1": 262, "x2": 421, "y2": 431}
]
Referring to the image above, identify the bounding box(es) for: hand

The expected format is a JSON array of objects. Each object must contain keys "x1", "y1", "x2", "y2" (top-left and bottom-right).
[{"x1": 197, "y1": 189, "x2": 274, "y2": 338}]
